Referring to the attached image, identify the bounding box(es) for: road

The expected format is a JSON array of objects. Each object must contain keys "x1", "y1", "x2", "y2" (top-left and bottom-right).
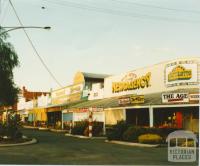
[{"x1": 0, "y1": 128, "x2": 198, "y2": 165}]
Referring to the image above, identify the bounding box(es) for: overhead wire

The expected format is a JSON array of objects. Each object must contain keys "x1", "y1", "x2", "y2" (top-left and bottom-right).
[
  {"x1": 8, "y1": 0, "x2": 63, "y2": 88},
  {"x1": 44, "y1": 0, "x2": 200, "y2": 24},
  {"x1": 111, "y1": 0, "x2": 200, "y2": 14}
]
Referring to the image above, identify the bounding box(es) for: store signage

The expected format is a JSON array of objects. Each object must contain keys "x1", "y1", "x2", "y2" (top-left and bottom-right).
[
  {"x1": 75, "y1": 108, "x2": 88, "y2": 113},
  {"x1": 70, "y1": 85, "x2": 82, "y2": 94},
  {"x1": 91, "y1": 107, "x2": 104, "y2": 112},
  {"x1": 189, "y1": 93, "x2": 200, "y2": 101},
  {"x1": 165, "y1": 60, "x2": 198, "y2": 87},
  {"x1": 118, "y1": 97, "x2": 130, "y2": 105},
  {"x1": 130, "y1": 95, "x2": 144, "y2": 104},
  {"x1": 162, "y1": 93, "x2": 189, "y2": 103},
  {"x1": 52, "y1": 83, "x2": 83, "y2": 104},
  {"x1": 168, "y1": 65, "x2": 192, "y2": 82},
  {"x1": 112, "y1": 72, "x2": 151, "y2": 93},
  {"x1": 68, "y1": 93, "x2": 82, "y2": 102},
  {"x1": 118, "y1": 95, "x2": 144, "y2": 105}
]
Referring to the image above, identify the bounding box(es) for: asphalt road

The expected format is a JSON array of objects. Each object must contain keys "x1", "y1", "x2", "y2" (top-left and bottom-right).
[{"x1": 0, "y1": 128, "x2": 198, "y2": 165}]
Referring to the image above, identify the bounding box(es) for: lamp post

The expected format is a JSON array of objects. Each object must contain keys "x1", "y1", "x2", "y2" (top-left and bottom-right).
[{"x1": 0, "y1": 26, "x2": 51, "y2": 35}]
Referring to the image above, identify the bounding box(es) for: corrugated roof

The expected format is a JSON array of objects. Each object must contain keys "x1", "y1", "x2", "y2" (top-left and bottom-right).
[{"x1": 65, "y1": 88, "x2": 199, "y2": 109}]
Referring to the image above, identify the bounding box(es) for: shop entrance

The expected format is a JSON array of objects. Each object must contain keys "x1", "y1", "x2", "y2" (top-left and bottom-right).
[
  {"x1": 47, "y1": 111, "x2": 62, "y2": 128},
  {"x1": 126, "y1": 108, "x2": 149, "y2": 126},
  {"x1": 154, "y1": 106, "x2": 199, "y2": 132}
]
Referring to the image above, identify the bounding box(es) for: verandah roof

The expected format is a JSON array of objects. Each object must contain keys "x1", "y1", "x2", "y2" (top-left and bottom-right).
[{"x1": 64, "y1": 88, "x2": 199, "y2": 109}]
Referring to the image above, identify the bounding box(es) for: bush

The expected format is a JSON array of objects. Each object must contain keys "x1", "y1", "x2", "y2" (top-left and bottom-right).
[
  {"x1": 122, "y1": 126, "x2": 147, "y2": 142},
  {"x1": 0, "y1": 123, "x2": 6, "y2": 137},
  {"x1": 107, "y1": 120, "x2": 129, "y2": 141},
  {"x1": 122, "y1": 126, "x2": 181, "y2": 142},
  {"x1": 71, "y1": 120, "x2": 88, "y2": 135},
  {"x1": 92, "y1": 121, "x2": 103, "y2": 136},
  {"x1": 138, "y1": 134, "x2": 162, "y2": 144},
  {"x1": 159, "y1": 128, "x2": 181, "y2": 138},
  {"x1": 55, "y1": 121, "x2": 62, "y2": 129},
  {"x1": 0, "y1": 113, "x2": 22, "y2": 139}
]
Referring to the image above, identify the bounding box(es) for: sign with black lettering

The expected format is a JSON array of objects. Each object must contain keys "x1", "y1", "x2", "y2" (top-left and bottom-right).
[
  {"x1": 162, "y1": 93, "x2": 189, "y2": 103},
  {"x1": 189, "y1": 93, "x2": 200, "y2": 101},
  {"x1": 118, "y1": 95, "x2": 145, "y2": 105}
]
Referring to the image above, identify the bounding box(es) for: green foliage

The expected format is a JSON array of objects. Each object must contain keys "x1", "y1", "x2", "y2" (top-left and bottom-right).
[
  {"x1": 122, "y1": 126, "x2": 146, "y2": 142},
  {"x1": 92, "y1": 121, "x2": 103, "y2": 136},
  {"x1": 84, "y1": 121, "x2": 104, "y2": 136},
  {"x1": 107, "y1": 123, "x2": 181, "y2": 143},
  {"x1": 0, "y1": 113, "x2": 22, "y2": 139},
  {"x1": 0, "y1": 27, "x2": 19, "y2": 106},
  {"x1": 138, "y1": 134, "x2": 162, "y2": 144},
  {"x1": 71, "y1": 120, "x2": 88, "y2": 135},
  {"x1": 107, "y1": 120, "x2": 129, "y2": 141},
  {"x1": 71, "y1": 120, "x2": 104, "y2": 136},
  {"x1": 55, "y1": 121, "x2": 62, "y2": 129}
]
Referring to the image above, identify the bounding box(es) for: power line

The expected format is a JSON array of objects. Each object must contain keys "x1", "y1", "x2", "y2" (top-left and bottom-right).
[
  {"x1": 44, "y1": 0, "x2": 200, "y2": 23},
  {"x1": 111, "y1": 0, "x2": 200, "y2": 14},
  {"x1": 8, "y1": 0, "x2": 63, "y2": 88}
]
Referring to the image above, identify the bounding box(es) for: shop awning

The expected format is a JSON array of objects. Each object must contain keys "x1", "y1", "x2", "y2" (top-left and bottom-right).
[
  {"x1": 65, "y1": 88, "x2": 199, "y2": 109},
  {"x1": 66, "y1": 97, "x2": 119, "y2": 109}
]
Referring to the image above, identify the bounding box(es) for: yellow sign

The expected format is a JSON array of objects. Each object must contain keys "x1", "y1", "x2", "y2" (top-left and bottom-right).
[
  {"x1": 168, "y1": 65, "x2": 192, "y2": 82},
  {"x1": 130, "y1": 95, "x2": 144, "y2": 104},
  {"x1": 112, "y1": 72, "x2": 151, "y2": 93},
  {"x1": 70, "y1": 85, "x2": 81, "y2": 94},
  {"x1": 68, "y1": 93, "x2": 81, "y2": 102},
  {"x1": 118, "y1": 95, "x2": 144, "y2": 105}
]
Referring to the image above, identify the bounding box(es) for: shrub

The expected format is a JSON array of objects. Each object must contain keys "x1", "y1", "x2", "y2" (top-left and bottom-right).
[
  {"x1": 138, "y1": 134, "x2": 162, "y2": 144},
  {"x1": 0, "y1": 123, "x2": 6, "y2": 137},
  {"x1": 0, "y1": 114, "x2": 22, "y2": 139},
  {"x1": 92, "y1": 121, "x2": 103, "y2": 136},
  {"x1": 159, "y1": 128, "x2": 181, "y2": 138},
  {"x1": 55, "y1": 121, "x2": 62, "y2": 129},
  {"x1": 122, "y1": 126, "x2": 147, "y2": 142},
  {"x1": 71, "y1": 120, "x2": 88, "y2": 135},
  {"x1": 83, "y1": 121, "x2": 104, "y2": 136},
  {"x1": 107, "y1": 120, "x2": 129, "y2": 141}
]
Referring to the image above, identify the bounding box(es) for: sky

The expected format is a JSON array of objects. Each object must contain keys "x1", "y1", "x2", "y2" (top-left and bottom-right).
[{"x1": 1, "y1": 0, "x2": 200, "y2": 92}]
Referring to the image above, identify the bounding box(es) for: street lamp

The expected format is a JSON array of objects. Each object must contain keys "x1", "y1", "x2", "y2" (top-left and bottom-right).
[{"x1": 0, "y1": 26, "x2": 51, "y2": 35}]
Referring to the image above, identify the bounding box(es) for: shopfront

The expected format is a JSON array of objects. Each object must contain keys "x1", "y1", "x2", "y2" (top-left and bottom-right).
[
  {"x1": 28, "y1": 108, "x2": 47, "y2": 126},
  {"x1": 102, "y1": 58, "x2": 199, "y2": 132},
  {"x1": 47, "y1": 106, "x2": 62, "y2": 128},
  {"x1": 105, "y1": 108, "x2": 125, "y2": 125},
  {"x1": 62, "y1": 109, "x2": 73, "y2": 129},
  {"x1": 153, "y1": 106, "x2": 199, "y2": 132},
  {"x1": 126, "y1": 108, "x2": 149, "y2": 126}
]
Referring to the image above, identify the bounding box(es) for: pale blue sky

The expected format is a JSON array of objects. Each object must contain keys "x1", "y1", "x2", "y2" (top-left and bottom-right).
[{"x1": 1, "y1": 0, "x2": 200, "y2": 91}]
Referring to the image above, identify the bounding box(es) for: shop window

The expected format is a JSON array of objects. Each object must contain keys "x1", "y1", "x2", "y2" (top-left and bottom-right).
[
  {"x1": 126, "y1": 108, "x2": 149, "y2": 126},
  {"x1": 192, "y1": 110, "x2": 199, "y2": 119}
]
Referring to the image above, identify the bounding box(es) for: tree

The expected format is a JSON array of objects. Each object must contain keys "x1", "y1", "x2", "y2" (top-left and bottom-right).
[{"x1": 0, "y1": 27, "x2": 20, "y2": 107}]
